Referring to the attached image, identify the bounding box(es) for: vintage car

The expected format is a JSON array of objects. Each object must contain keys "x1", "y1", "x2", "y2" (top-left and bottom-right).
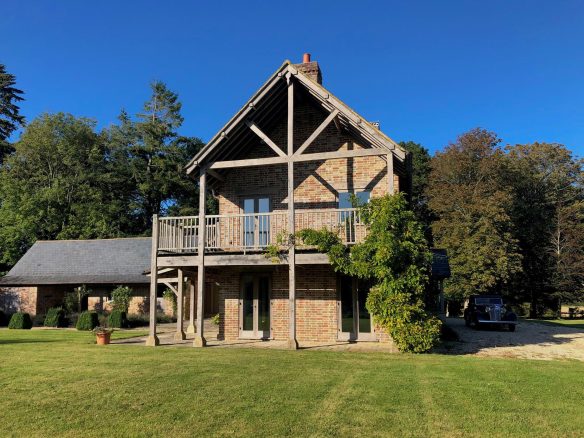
[{"x1": 464, "y1": 295, "x2": 518, "y2": 331}]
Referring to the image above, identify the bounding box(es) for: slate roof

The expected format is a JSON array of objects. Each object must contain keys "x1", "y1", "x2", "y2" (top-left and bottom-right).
[
  {"x1": 0, "y1": 238, "x2": 151, "y2": 286},
  {"x1": 431, "y1": 249, "x2": 451, "y2": 279}
]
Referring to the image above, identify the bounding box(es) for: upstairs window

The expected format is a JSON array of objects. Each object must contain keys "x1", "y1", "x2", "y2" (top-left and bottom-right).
[{"x1": 338, "y1": 191, "x2": 370, "y2": 209}]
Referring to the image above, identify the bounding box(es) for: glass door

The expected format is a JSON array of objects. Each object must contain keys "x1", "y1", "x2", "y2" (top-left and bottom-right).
[
  {"x1": 338, "y1": 275, "x2": 374, "y2": 341},
  {"x1": 242, "y1": 197, "x2": 270, "y2": 249},
  {"x1": 239, "y1": 274, "x2": 271, "y2": 339}
]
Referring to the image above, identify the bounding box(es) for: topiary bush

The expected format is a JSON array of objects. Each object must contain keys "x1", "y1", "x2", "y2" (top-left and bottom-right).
[
  {"x1": 76, "y1": 311, "x2": 99, "y2": 331},
  {"x1": 8, "y1": 312, "x2": 33, "y2": 329},
  {"x1": 108, "y1": 310, "x2": 128, "y2": 328},
  {"x1": 44, "y1": 307, "x2": 66, "y2": 327}
]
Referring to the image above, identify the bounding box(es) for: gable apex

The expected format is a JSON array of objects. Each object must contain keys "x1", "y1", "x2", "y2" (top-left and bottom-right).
[{"x1": 186, "y1": 60, "x2": 405, "y2": 174}]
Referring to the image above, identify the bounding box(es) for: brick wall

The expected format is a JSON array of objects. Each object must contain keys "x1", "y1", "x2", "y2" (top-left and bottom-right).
[
  {"x1": 0, "y1": 286, "x2": 37, "y2": 315},
  {"x1": 218, "y1": 91, "x2": 399, "y2": 216},
  {"x1": 213, "y1": 266, "x2": 389, "y2": 343}
]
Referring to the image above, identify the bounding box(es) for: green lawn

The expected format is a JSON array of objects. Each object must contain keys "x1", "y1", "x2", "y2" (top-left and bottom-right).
[
  {"x1": 1, "y1": 330, "x2": 584, "y2": 437},
  {"x1": 528, "y1": 319, "x2": 584, "y2": 330}
]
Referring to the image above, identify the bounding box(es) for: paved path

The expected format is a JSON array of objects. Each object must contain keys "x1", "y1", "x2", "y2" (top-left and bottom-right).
[{"x1": 439, "y1": 318, "x2": 584, "y2": 361}]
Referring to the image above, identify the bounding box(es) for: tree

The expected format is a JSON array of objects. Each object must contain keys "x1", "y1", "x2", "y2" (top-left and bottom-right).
[
  {"x1": 297, "y1": 194, "x2": 441, "y2": 353},
  {"x1": 105, "y1": 82, "x2": 206, "y2": 232},
  {"x1": 0, "y1": 64, "x2": 25, "y2": 164},
  {"x1": 426, "y1": 128, "x2": 522, "y2": 301},
  {"x1": 0, "y1": 113, "x2": 126, "y2": 266},
  {"x1": 506, "y1": 142, "x2": 584, "y2": 314},
  {"x1": 399, "y1": 141, "x2": 433, "y2": 240}
]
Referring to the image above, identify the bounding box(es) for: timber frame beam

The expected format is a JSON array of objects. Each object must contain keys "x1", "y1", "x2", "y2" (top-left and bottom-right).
[
  {"x1": 208, "y1": 147, "x2": 388, "y2": 170},
  {"x1": 245, "y1": 120, "x2": 287, "y2": 157}
]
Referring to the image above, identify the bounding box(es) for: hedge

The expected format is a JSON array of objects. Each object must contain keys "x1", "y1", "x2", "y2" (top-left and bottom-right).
[
  {"x1": 76, "y1": 311, "x2": 99, "y2": 331},
  {"x1": 8, "y1": 312, "x2": 33, "y2": 329},
  {"x1": 108, "y1": 310, "x2": 128, "y2": 328},
  {"x1": 44, "y1": 307, "x2": 66, "y2": 327}
]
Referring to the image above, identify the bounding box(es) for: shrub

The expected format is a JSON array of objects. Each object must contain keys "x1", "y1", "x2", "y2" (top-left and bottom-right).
[
  {"x1": 108, "y1": 310, "x2": 128, "y2": 328},
  {"x1": 111, "y1": 286, "x2": 132, "y2": 313},
  {"x1": 43, "y1": 307, "x2": 66, "y2": 327},
  {"x1": 76, "y1": 311, "x2": 99, "y2": 331},
  {"x1": 64, "y1": 285, "x2": 91, "y2": 314},
  {"x1": 8, "y1": 312, "x2": 33, "y2": 329},
  {"x1": 163, "y1": 289, "x2": 177, "y2": 316}
]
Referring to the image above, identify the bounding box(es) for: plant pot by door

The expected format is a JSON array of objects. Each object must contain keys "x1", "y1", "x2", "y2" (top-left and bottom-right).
[{"x1": 96, "y1": 332, "x2": 111, "y2": 345}]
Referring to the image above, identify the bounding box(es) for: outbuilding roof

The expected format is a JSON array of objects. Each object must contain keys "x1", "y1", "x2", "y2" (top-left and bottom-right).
[{"x1": 0, "y1": 238, "x2": 151, "y2": 286}]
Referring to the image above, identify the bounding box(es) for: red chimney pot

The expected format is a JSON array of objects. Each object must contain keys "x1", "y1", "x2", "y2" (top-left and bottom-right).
[{"x1": 303, "y1": 53, "x2": 311, "y2": 63}]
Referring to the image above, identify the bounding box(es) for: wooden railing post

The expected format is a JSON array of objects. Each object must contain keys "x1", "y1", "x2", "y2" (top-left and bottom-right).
[
  {"x1": 146, "y1": 214, "x2": 159, "y2": 346},
  {"x1": 174, "y1": 268, "x2": 186, "y2": 341},
  {"x1": 194, "y1": 170, "x2": 207, "y2": 347}
]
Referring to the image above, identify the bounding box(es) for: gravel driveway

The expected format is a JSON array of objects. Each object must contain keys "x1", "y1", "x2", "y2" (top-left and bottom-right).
[{"x1": 441, "y1": 318, "x2": 584, "y2": 361}]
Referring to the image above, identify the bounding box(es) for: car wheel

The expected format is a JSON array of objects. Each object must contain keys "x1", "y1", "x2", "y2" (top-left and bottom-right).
[{"x1": 508, "y1": 324, "x2": 516, "y2": 332}]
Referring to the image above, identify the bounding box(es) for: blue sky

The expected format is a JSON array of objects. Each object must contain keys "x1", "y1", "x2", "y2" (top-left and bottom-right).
[{"x1": 2, "y1": 0, "x2": 583, "y2": 156}]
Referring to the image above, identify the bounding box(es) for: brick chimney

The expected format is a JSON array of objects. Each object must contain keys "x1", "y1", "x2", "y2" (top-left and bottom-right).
[{"x1": 294, "y1": 53, "x2": 322, "y2": 84}]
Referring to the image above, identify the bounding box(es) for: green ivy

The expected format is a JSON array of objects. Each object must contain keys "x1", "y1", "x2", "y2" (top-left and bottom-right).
[{"x1": 298, "y1": 193, "x2": 441, "y2": 353}]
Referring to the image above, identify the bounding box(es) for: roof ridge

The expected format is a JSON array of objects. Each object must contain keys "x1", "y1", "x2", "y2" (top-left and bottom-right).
[{"x1": 35, "y1": 237, "x2": 151, "y2": 243}]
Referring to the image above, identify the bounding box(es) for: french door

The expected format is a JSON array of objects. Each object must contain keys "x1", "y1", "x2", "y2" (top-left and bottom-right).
[
  {"x1": 242, "y1": 197, "x2": 270, "y2": 248},
  {"x1": 338, "y1": 275, "x2": 375, "y2": 341},
  {"x1": 239, "y1": 274, "x2": 271, "y2": 339}
]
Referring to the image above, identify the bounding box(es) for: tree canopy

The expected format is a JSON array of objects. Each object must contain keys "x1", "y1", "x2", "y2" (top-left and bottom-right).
[
  {"x1": 0, "y1": 64, "x2": 25, "y2": 164},
  {"x1": 0, "y1": 82, "x2": 204, "y2": 270}
]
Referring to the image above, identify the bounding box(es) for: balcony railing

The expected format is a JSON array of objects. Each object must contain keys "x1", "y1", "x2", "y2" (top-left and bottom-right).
[{"x1": 157, "y1": 208, "x2": 366, "y2": 254}]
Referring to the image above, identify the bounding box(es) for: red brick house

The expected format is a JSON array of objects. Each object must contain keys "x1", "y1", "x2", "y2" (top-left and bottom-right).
[{"x1": 148, "y1": 54, "x2": 411, "y2": 348}]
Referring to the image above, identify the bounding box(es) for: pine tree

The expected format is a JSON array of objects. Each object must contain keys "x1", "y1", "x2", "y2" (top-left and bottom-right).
[{"x1": 0, "y1": 64, "x2": 25, "y2": 163}]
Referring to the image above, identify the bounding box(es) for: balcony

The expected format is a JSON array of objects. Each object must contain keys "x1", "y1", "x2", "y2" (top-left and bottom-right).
[{"x1": 156, "y1": 208, "x2": 366, "y2": 254}]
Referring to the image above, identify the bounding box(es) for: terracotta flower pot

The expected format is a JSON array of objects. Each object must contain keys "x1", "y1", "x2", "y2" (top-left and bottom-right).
[{"x1": 96, "y1": 332, "x2": 112, "y2": 345}]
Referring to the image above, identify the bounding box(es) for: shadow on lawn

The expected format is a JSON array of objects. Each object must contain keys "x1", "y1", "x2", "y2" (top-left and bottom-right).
[
  {"x1": 435, "y1": 317, "x2": 584, "y2": 357},
  {"x1": 0, "y1": 338, "x2": 61, "y2": 345}
]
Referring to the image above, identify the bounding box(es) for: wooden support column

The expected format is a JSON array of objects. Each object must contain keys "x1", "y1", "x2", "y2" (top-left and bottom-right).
[
  {"x1": 174, "y1": 268, "x2": 186, "y2": 341},
  {"x1": 146, "y1": 214, "x2": 160, "y2": 346},
  {"x1": 287, "y1": 74, "x2": 298, "y2": 350},
  {"x1": 387, "y1": 154, "x2": 394, "y2": 195},
  {"x1": 193, "y1": 170, "x2": 207, "y2": 347},
  {"x1": 186, "y1": 277, "x2": 195, "y2": 334}
]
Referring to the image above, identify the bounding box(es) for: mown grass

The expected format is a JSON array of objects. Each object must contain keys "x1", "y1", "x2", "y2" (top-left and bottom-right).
[
  {"x1": 528, "y1": 319, "x2": 584, "y2": 330},
  {"x1": 1, "y1": 329, "x2": 583, "y2": 437}
]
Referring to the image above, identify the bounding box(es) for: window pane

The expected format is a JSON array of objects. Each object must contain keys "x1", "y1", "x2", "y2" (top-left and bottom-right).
[
  {"x1": 243, "y1": 199, "x2": 254, "y2": 214},
  {"x1": 357, "y1": 191, "x2": 370, "y2": 204},
  {"x1": 258, "y1": 198, "x2": 270, "y2": 246},
  {"x1": 358, "y1": 281, "x2": 372, "y2": 333},
  {"x1": 242, "y1": 277, "x2": 254, "y2": 331},
  {"x1": 243, "y1": 199, "x2": 255, "y2": 247},
  {"x1": 338, "y1": 192, "x2": 352, "y2": 209},
  {"x1": 340, "y1": 276, "x2": 354, "y2": 333},
  {"x1": 258, "y1": 198, "x2": 270, "y2": 213},
  {"x1": 258, "y1": 277, "x2": 270, "y2": 333}
]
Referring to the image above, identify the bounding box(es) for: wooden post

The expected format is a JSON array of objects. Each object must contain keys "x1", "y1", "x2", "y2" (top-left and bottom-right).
[
  {"x1": 287, "y1": 74, "x2": 298, "y2": 350},
  {"x1": 174, "y1": 268, "x2": 186, "y2": 341},
  {"x1": 387, "y1": 154, "x2": 394, "y2": 195},
  {"x1": 146, "y1": 214, "x2": 160, "y2": 346},
  {"x1": 186, "y1": 277, "x2": 195, "y2": 334},
  {"x1": 194, "y1": 170, "x2": 207, "y2": 347}
]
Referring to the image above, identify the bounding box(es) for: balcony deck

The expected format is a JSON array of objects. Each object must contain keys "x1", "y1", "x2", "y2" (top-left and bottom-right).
[{"x1": 156, "y1": 208, "x2": 366, "y2": 256}]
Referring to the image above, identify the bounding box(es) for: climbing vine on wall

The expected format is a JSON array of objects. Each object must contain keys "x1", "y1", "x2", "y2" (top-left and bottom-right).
[{"x1": 297, "y1": 193, "x2": 441, "y2": 353}]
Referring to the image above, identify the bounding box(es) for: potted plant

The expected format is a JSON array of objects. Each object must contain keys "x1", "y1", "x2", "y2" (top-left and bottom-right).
[{"x1": 93, "y1": 326, "x2": 114, "y2": 345}]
